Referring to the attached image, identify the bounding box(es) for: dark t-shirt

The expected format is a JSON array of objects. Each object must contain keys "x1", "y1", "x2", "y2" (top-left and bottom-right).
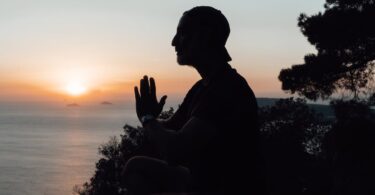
[{"x1": 165, "y1": 63, "x2": 264, "y2": 193}]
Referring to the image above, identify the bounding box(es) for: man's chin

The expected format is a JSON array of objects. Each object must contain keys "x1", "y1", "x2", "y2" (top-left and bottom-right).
[{"x1": 177, "y1": 56, "x2": 193, "y2": 66}]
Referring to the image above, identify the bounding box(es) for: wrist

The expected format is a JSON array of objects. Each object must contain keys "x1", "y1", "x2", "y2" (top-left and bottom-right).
[{"x1": 141, "y1": 114, "x2": 156, "y2": 126}]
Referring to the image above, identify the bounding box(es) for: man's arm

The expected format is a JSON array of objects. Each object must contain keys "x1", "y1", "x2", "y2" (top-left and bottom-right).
[
  {"x1": 133, "y1": 75, "x2": 216, "y2": 162},
  {"x1": 144, "y1": 116, "x2": 217, "y2": 164},
  {"x1": 157, "y1": 107, "x2": 187, "y2": 130}
]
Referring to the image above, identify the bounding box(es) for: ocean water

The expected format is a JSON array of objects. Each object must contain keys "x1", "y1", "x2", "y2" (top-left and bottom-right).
[{"x1": 0, "y1": 101, "x2": 139, "y2": 195}]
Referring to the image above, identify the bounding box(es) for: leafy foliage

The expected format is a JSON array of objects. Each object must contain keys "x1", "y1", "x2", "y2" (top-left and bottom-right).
[
  {"x1": 258, "y1": 98, "x2": 331, "y2": 194},
  {"x1": 279, "y1": 0, "x2": 375, "y2": 100},
  {"x1": 321, "y1": 100, "x2": 375, "y2": 194},
  {"x1": 74, "y1": 108, "x2": 175, "y2": 195},
  {"x1": 259, "y1": 98, "x2": 330, "y2": 156},
  {"x1": 74, "y1": 98, "x2": 374, "y2": 194},
  {"x1": 258, "y1": 98, "x2": 375, "y2": 194}
]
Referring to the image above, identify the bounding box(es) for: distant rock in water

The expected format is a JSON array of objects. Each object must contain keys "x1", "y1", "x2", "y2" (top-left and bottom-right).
[
  {"x1": 101, "y1": 101, "x2": 113, "y2": 105},
  {"x1": 66, "y1": 103, "x2": 80, "y2": 107}
]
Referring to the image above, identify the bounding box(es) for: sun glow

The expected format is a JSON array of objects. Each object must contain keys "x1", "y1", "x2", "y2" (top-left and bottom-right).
[{"x1": 65, "y1": 82, "x2": 87, "y2": 96}]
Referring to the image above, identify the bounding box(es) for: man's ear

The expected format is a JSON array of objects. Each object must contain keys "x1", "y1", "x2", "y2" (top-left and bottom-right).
[
  {"x1": 195, "y1": 27, "x2": 214, "y2": 47},
  {"x1": 205, "y1": 27, "x2": 221, "y2": 48}
]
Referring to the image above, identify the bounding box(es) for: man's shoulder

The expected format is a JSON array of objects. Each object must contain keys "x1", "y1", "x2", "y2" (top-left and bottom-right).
[
  {"x1": 197, "y1": 69, "x2": 257, "y2": 118},
  {"x1": 181, "y1": 80, "x2": 204, "y2": 100},
  {"x1": 215, "y1": 69, "x2": 256, "y2": 99},
  {"x1": 189, "y1": 79, "x2": 204, "y2": 92}
]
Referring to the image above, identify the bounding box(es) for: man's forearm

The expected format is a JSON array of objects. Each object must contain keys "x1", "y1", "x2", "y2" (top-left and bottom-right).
[{"x1": 143, "y1": 120, "x2": 178, "y2": 152}]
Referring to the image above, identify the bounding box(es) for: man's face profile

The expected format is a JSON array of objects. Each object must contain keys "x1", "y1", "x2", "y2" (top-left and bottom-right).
[
  {"x1": 171, "y1": 15, "x2": 209, "y2": 66},
  {"x1": 172, "y1": 15, "x2": 194, "y2": 65},
  {"x1": 171, "y1": 7, "x2": 231, "y2": 66}
]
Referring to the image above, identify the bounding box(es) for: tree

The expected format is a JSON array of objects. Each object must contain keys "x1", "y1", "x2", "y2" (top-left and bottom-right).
[
  {"x1": 321, "y1": 99, "x2": 375, "y2": 194},
  {"x1": 259, "y1": 98, "x2": 331, "y2": 194},
  {"x1": 279, "y1": 0, "x2": 375, "y2": 100},
  {"x1": 74, "y1": 108, "x2": 175, "y2": 195}
]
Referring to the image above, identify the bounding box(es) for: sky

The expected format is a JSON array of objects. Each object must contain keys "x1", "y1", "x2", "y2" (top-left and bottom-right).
[{"x1": 0, "y1": 0, "x2": 326, "y2": 103}]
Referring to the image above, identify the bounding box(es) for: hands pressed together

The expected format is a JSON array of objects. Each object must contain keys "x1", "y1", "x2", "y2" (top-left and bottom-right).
[{"x1": 134, "y1": 75, "x2": 167, "y2": 123}]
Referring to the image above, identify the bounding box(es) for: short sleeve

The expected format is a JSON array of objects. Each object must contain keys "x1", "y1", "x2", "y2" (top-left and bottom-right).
[{"x1": 162, "y1": 81, "x2": 203, "y2": 130}]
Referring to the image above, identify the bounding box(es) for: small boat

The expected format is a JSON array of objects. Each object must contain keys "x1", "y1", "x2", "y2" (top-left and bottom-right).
[
  {"x1": 101, "y1": 101, "x2": 113, "y2": 105},
  {"x1": 66, "y1": 103, "x2": 80, "y2": 107}
]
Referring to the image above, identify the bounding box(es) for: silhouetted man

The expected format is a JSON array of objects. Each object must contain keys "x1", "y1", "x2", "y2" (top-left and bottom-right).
[{"x1": 123, "y1": 6, "x2": 265, "y2": 195}]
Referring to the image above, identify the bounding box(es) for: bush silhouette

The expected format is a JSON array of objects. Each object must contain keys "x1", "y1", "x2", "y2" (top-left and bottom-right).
[
  {"x1": 322, "y1": 100, "x2": 375, "y2": 194},
  {"x1": 74, "y1": 108, "x2": 174, "y2": 195},
  {"x1": 259, "y1": 98, "x2": 331, "y2": 194}
]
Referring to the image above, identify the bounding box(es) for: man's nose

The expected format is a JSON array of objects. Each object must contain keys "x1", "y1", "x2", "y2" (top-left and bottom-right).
[{"x1": 171, "y1": 34, "x2": 177, "y2": 46}]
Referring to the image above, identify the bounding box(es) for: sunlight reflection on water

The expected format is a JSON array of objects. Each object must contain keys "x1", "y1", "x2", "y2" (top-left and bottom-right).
[{"x1": 0, "y1": 102, "x2": 139, "y2": 195}]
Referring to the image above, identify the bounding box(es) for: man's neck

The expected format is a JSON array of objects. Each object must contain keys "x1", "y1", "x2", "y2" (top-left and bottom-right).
[{"x1": 194, "y1": 60, "x2": 229, "y2": 85}]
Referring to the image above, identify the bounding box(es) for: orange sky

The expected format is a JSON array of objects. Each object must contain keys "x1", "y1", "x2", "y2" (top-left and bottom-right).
[{"x1": 0, "y1": 0, "x2": 325, "y2": 103}]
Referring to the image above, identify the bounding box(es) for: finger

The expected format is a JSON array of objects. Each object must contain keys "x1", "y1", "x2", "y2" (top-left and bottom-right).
[
  {"x1": 159, "y1": 95, "x2": 167, "y2": 107},
  {"x1": 144, "y1": 75, "x2": 150, "y2": 95},
  {"x1": 150, "y1": 77, "x2": 157, "y2": 101},
  {"x1": 140, "y1": 76, "x2": 149, "y2": 97},
  {"x1": 134, "y1": 86, "x2": 140, "y2": 102},
  {"x1": 134, "y1": 87, "x2": 141, "y2": 118},
  {"x1": 134, "y1": 86, "x2": 141, "y2": 112}
]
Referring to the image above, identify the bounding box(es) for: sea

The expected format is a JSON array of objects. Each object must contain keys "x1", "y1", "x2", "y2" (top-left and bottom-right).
[
  {"x1": 0, "y1": 98, "x2": 351, "y2": 194},
  {"x1": 0, "y1": 101, "x2": 141, "y2": 195}
]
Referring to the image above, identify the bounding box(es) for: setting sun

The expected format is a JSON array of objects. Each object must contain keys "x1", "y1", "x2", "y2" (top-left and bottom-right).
[{"x1": 65, "y1": 82, "x2": 87, "y2": 96}]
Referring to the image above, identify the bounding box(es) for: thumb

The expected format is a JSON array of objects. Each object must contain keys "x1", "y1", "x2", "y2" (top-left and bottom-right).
[{"x1": 159, "y1": 95, "x2": 167, "y2": 107}]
